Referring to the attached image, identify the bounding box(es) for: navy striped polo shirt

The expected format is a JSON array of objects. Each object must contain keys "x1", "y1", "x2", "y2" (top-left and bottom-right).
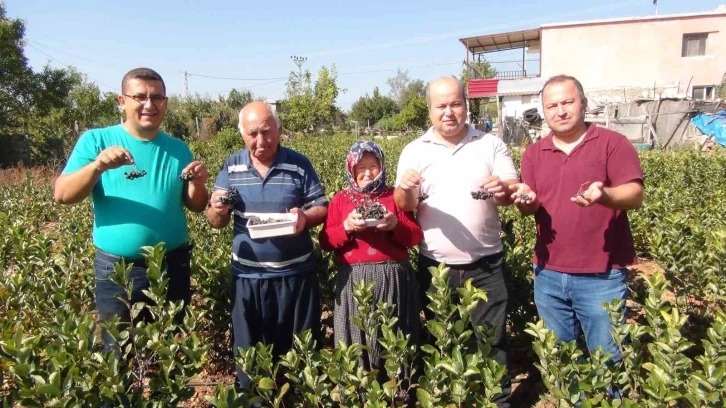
[{"x1": 213, "y1": 147, "x2": 328, "y2": 278}]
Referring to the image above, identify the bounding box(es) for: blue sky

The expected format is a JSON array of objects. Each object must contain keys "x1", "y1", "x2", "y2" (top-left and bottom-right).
[{"x1": 7, "y1": 0, "x2": 724, "y2": 109}]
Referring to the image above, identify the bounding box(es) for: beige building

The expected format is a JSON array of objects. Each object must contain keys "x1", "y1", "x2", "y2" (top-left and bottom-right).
[{"x1": 463, "y1": 5, "x2": 726, "y2": 103}]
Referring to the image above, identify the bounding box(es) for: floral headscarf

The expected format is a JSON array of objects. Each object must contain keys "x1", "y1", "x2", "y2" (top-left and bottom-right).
[{"x1": 345, "y1": 140, "x2": 387, "y2": 194}]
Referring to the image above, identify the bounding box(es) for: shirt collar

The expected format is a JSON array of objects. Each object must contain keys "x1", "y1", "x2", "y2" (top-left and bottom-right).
[
  {"x1": 421, "y1": 124, "x2": 483, "y2": 146},
  {"x1": 540, "y1": 124, "x2": 599, "y2": 151}
]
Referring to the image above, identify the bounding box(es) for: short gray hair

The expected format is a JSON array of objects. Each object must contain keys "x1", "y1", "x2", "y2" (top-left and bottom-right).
[
  {"x1": 425, "y1": 77, "x2": 466, "y2": 108},
  {"x1": 238, "y1": 103, "x2": 282, "y2": 134}
]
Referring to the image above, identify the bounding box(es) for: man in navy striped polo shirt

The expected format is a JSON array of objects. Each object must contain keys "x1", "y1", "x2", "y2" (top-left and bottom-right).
[{"x1": 206, "y1": 101, "x2": 328, "y2": 388}]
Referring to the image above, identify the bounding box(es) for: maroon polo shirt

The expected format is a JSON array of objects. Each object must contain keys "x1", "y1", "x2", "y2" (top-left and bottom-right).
[{"x1": 520, "y1": 125, "x2": 643, "y2": 273}]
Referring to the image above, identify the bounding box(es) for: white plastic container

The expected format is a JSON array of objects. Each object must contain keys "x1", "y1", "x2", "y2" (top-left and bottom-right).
[
  {"x1": 364, "y1": 218, "x2": 386, "y2": 227},
  {"x1": 246, "y1": 213, "x2": 298, "y2": 239}
]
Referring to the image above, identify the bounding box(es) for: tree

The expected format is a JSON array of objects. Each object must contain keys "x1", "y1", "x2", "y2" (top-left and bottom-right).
[
  {"x1": 279, "y1": 65, "x2": 341, "y2": 134},
  {"x1": 313, "y1": 65, "x2": 341, "y2": 131},
  {"x1": 386, "y1": 68, "x2": 412, "y2": 108},
  {"x1": 224, "y1": 89, "x2": 254, "y2": 112},
  {"x1": 349, "y1": 87, "x2": 398, "y2": 127},
  {"x1": 399, "y1": 79, "x2": 425, "y2": 108},
  {"x1": 0, "y1": 3, "x2": 36, "y2": 132},
  {"x1": 393, "y1": 94, "x2": 428, "y2": 130},
  {"x1": 460, "y1": 59, "x2": 497, "y2": 85}
]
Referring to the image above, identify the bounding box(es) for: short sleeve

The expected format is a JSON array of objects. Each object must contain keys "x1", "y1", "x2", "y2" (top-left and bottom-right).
[
  {"x1": 62, "y1": 130, "x2": 100, "y2": 174},
  {"x1": 607, "y1": 137, "x2": 644, "y2": 187},
  {"x1": 491, "y1": 137, "x2": 519, "y2": 181},
  {"x1": 301, "y1": 158, "x2": 328, "y2": 208},
  {"x1": 213, "y1": 159, "x2": 231, "y2": 192},
  {"x1": 395, "y1": 143, "x2": 417, "y2": 187}
]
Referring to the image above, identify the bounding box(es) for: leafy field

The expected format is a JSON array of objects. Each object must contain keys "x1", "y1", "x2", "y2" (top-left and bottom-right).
[{"x1": 1, "y1": 132, "x2": 725, "y2": 407}]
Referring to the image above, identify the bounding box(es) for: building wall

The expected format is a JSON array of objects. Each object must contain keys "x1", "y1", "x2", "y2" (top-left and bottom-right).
[
  {"x1": 540, "y1": 14, "x2": 726, "y2": 97},
  {"x1": 501, "y1": 95, "x2": 541, "y2": 117}
]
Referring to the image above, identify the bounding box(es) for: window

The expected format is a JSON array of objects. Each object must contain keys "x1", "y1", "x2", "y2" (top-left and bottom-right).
[
  {"x1": 692, "y1": 86, "x2": 716, "y2": 100},
  {"x1": 521, "y1": 95, "x2": 532, "y2": 104},
  {"x1": 682, "y1": 33, "x2": 707, "y2": 57}
]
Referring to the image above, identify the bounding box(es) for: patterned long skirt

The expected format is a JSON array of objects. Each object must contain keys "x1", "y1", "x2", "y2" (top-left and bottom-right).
[{"x1": 334, "y1": 260, "x2": 420, "y2": 375}]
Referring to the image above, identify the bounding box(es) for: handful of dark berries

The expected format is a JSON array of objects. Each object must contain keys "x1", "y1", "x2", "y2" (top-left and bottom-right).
[
  {"x1": 179, "y1": 172, "x2": 196, "y2": 181},
  {"x1": 355, "y1": 204, "x2": 387, "y2": 220},
  {"x1": 124, "y1": 166, "x2": 147, "y2": 180},
  {"x1": 471, "y1": 191, "x2": 494, "y2": 200},
  {"x1": 417, "y1": 192, "x2": 429, "y2": 201},
  {"x1": 218, "y1": 188, "x2": 240, "y2": 205},
  {"x1": 516, "y1": 193, "x2": 532, "y2": 201},
  {"x1": 249, "y1": 217, "x2": 287, "y2": 226}
]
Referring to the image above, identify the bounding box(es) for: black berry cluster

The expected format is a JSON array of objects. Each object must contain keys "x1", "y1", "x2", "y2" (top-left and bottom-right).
[
  {"x1": 249, "y1": 217, "x2": 287, "y2": 226},
  {"x1": 355, "y1": 204, "x2": 386, "y2": 220},
  {"x1": 470, "y1": 191, "x2": 494, "y2": 200},
  {"x1": 218, "y1": 188, "x2": 240, "y2": 205},
  {"x1": 179, "y1": 172, "x2": 196, "y2": 181},
  {"x1": 516, "y1": 194, "x2": 532, "y2": 201},
  {"x1": 124, "y1": 169, "x2": 147, "y2": 180},
  {"x1": 417, "y1": 192, "x2": 429, "y2": 201}
]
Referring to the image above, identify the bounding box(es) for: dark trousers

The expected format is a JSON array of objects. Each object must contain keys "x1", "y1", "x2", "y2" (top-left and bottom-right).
[
  {"x1": 418, "y1": 252, "x2": 511, "y2": 407},
  {"x1": 94, "y1": 244, "x2": 192, "y2": 355},
  {"x1": 231, "y1": 271, "x2": 322, "y2": 389}
]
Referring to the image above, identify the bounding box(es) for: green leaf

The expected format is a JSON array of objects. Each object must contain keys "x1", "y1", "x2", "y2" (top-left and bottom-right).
[
  {"x1": 36, "y1": 384, "x2": 61, "y2": 398},
  {"x1": 258, "y1": 377, "x2": 276, "y2": 390},
  {"x1": 416, "y1": 388, "x2": 433, "y2": 408}
]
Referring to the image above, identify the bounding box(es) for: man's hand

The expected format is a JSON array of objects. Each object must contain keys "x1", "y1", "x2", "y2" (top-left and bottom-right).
[
  {"x1": 343, "y1": 210, "x2": 366, "y2": 233},
  {"x1": 209, "y1": 190, "x2": 232, "y2": 216},
  {"x1": 480, "y1": 175, "x2": 508, "y2": 199},
  {"x1": 376, "y1": 211, "x2": 398, "y2": 232},
  {"x1": 290, "y1": 207, "x2": 308, "y2": 236},
  {"x1": 182, "y1": 160, "x2": 209, "y2": 185},
  {"x1": 572, "y1": 181, "x2": 604, "y2": 207},
  {"x1": 398, "y1": 169, "x2": 424, "y2": 191},
  {"x1": 95, "y1": 146, "x2": 133, "y2": 172},
  {"x1": 510, "y1": 183, "x2": 538, "y2": 206}
]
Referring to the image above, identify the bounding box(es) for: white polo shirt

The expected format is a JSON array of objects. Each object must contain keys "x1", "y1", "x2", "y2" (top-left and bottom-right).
[{"x1": 395, "y1": 125, "x2": 518, "y2": 264}]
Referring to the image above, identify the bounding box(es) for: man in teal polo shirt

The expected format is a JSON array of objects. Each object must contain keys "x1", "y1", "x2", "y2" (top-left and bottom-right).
[{"x1": 54, "y1": 67, "x2": 209, "y2": 352}]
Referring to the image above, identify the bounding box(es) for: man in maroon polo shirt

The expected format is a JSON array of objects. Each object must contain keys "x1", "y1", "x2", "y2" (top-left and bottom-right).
[{"x1": 510, "y1": 75, "x2": 643, "y2": 363}]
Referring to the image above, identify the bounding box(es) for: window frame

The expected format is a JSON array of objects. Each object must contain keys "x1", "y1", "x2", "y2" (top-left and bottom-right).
[{"x1": 681, "y1": 33, "x2": 708, "y2": 57}]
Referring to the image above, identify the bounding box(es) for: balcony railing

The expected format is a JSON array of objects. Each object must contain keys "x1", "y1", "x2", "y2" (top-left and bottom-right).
[{"x1": 494, "y1": 70, "x2": 528, "y2": 80}]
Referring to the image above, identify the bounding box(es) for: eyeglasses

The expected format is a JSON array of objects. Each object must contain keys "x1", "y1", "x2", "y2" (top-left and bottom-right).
[{"x1": 123, "y1": 94, "x2": 168, "y2": 105}]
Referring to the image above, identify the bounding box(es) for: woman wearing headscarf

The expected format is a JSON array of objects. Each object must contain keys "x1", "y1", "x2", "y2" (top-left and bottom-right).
[{"x1": 319, "y1": 140, "x2": 422, "y2": 379}]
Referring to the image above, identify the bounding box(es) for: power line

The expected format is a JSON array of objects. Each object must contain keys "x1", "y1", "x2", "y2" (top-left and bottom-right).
[
  {"x1": 185, "y1": 72, "x2": 289, "y2": 81},
  {"x1": 338, "y1": 61, "x2": 459, "y2": 76},
  {"x1": 27, "y1": 40, "x2": 119, "y2": 72},
  {"x1": 25, "y1": 44, "x2": 117, "y2": 91}
]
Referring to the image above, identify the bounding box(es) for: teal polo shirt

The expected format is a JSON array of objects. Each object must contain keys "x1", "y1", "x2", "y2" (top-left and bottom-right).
[{"x1": 62, "y1": 125, "x2": 193, "y2": 258}]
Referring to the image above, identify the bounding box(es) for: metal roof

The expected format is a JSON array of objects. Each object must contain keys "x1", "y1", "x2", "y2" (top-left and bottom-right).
[{"x1": 459, "y1": 28, "x2": 540, "y2": 54}]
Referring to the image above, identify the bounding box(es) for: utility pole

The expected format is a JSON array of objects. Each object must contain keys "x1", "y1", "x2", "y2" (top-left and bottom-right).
[
  {"x1": 654, "y1": 0, "x2": 659, "y2": 16},
  {"x1": 290, "y1": 55, "x2": 307, "y2": 80},
  {"x1": 182, "y1": 71, "x2": 189, "y2": 98}
]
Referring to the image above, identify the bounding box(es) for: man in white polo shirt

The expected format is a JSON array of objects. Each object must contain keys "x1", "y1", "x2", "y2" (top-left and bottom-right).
[{"x1": 394, "y1": 76, "x2": 518, "y2": 407}]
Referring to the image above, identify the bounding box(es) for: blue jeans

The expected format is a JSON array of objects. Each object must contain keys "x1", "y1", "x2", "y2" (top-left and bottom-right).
[
  {"x1": 534, "y1": 266, "x2": 628, "y2": 362},
  {"x1": 94, "y1": 244, "x2": 192, "y2": 355}
]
